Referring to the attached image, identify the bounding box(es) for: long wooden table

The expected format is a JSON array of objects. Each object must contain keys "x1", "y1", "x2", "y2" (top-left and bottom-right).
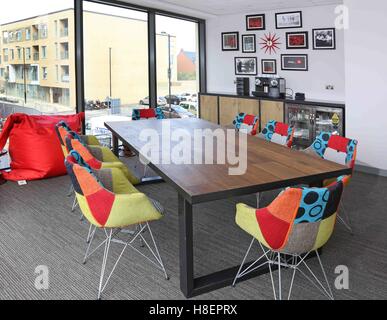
[{"x1": 105, "y1": 118, "x2": 351, "y2": 298}]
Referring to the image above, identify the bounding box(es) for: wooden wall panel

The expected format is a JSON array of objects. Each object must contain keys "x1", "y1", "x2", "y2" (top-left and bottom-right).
[
  {"x1": 260, "y1": 100, "x2": 284, "y2": 128},
  {"x1": 200, "y1": 95, "x2": 218, "y2": 124},
  {"x1": 219, "y1": 97, "x2": 239, "y2": 126}
]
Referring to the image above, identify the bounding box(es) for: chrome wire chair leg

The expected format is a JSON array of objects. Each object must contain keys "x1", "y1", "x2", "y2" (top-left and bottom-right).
[
  {"x1": 256, "y1": 192, "x2": 263, "y2": 208},
  {"x1": 288, "y1": 256, "x2": 297, "y2": 300},
  {"x1": 98, "y1": 229, "x2": 113, "y2": 300},
  {"x1": 277, "y1": 253, "x2": 282, "y2": 300},
  {"x1": 144, "y1": 222, "x2": 169, "y2": 280},
  {"x1": 232, "y1": 239, "x2": 271, "y2": 289},
  {"x1": 67, "y1": 183, "x2": 74, "y2": 197},
  {"x1": 232, "y1": 238, "x2": 255, "y2": 287},
  {"x1": 315, "y1": 250, "x2": 334, "y2": 300},
  {"x1": 71, "y1": 195, "x2": 79, "y2": 213},
  {"x1": 86, "y1": 223, "x2": 93, "y2": 244},
  {"x1": 338, "y1": 202, "x2": 354, "y2": 235},
  {"x1": 83, "y1": 225, "x2": 97, "y2": 264},
  {"x1": 298, "y1": 254, "x2": 334, "y2": 300},
  {"x1": 84, "y1": 223, "x2": 168, "y2": 299}
]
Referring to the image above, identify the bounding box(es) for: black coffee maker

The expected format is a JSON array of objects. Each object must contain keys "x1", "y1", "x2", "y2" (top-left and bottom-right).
[{"x1": 253, "y1": 77, "x2": 286, "y2": 99}]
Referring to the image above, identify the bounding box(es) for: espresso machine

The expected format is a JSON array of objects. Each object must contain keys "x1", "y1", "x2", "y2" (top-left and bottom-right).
[{"x1": 253, "y1": 76, "x2": 286, "y2": 99}]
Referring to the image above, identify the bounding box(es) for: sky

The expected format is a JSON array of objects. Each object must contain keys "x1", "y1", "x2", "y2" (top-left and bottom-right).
[{"x1": 0, "y1": 0, "x2": 198, "y2": 52}]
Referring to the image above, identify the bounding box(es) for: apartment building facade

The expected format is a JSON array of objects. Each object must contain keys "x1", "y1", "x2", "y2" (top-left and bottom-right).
[
  {"x1": 0, "y1": 8, "x2": 178, "y2": 114},
  {"x1": 0, "y1": 9, "x2": 75, "y2": 111}
]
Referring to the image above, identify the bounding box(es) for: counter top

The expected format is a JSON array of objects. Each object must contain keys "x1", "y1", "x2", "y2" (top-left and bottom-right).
[{"x1": 199, "y1": 92, "x2": 345, "y2": 108}]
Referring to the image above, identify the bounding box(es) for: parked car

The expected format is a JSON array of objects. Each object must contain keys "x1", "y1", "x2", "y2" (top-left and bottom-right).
[
  {"x1": 161, "y1": 105, "x2": 195, "y2": 119},
  {"x1": 164, "y1": 95, "x2": 181, "y2": 105},
  {"x1": 179, "y1": 101, "x2": 198, "y2": 115},
  {"x1": 189, "y1": 93, "x2": 198, "y2": 103},
  {"x1": 179, "y1": 93, "x2": 192, "y2": 102},
  {"x1": 139, "y1": 96, "x2": 166, "y2": 106}
]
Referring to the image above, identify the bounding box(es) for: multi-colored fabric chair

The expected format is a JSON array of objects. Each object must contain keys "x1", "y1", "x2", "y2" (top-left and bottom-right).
[
  {"x1": 233, "y1": 178, "x2": 345, "y2": 300},
  {"x1": 304, "y1": 132, "x2": 358, "y2": 233},
  {"x1": 65, "y1": 150, "x2": 168, "y2": 299},
  {"x1": 55, "y1": 121, "x2": 101, "y2": 157},
  {"x1": 132, "y1": 107, "x2": 165, "y2": 120},
  {"x1": 65, "y1": 132, "x2": 140, "y2": 186},
  {"x1": 56, "y1": 121, "x2": 103, "y2": 213},
  {"x1": 233, "y1": 113, "x2": 259, "y2": 136},
  {"x1": 258, "y1": 120, "x2": 295, "y2": 148}
]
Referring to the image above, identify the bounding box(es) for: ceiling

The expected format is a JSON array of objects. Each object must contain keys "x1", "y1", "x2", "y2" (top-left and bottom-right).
[{"x1": 123, "y1": 0, "x2": 343, "y2": 18}]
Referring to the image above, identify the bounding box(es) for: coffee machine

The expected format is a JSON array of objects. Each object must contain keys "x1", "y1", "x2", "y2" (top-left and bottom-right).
[{"x1": 253, "y1": 76, "x2": 286, "y2": 99}]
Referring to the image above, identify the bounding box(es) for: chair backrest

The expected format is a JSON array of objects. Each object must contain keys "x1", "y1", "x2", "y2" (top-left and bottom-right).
[
  {"x1": 311, "y1": 132, "x2": 358, "y2": 169},
  {"x1": 233, "y1": 113, "x2": 259, "y2": 136},
  {"x1": 132, "y1": 107, "x2": 165, "y2": 120},
  {"x1": 65, "y1": 151, "x2": 116, "y2": 227},
  {"x1": 256, "y1": 178, "x2": 345, "y2": 254},
  {"x1": 260, "y1": 120, "x2": 294, "y2": 148},
  {"x1": 65, "y1": 132, "x2": 102, "y2": 169},
  {"x1": 55, "y1": 121, "x2": 72, "y2": 156}
]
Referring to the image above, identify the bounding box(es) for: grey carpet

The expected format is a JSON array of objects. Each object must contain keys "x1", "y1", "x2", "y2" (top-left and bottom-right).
[{"x1": 0, "y1": 159, "x2": 386, "y2": 300}]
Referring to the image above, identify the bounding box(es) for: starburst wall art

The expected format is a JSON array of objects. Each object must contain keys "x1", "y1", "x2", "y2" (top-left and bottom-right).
[{"x1": 260, "y1": 33, "x2": 281, "y2": 55}]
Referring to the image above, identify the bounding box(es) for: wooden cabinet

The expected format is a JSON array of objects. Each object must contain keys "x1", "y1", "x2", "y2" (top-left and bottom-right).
[
  {"x1": 199, "y1": 95, "x2": 218, "y2": 124},
  {"x1": 260, "y1": 100, "x2": 284, "y2": 127},
  {"x1": 219, "y1": 97, "x2": 260, "y2": 126},
  {"x1": 219, "y1": 97, "x2": 239, "y2": 126}
]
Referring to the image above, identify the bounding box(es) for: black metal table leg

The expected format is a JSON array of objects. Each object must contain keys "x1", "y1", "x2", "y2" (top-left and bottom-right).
[
  {"x1": 112, "y1": 135, "x2": 119, "y2": 157},
  {"x1": 178, "y1": 194, "x2": 194, "y2": 298}
]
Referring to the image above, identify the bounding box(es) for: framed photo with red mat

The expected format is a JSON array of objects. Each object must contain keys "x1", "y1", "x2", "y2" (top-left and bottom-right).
[{"x1": 286, "y1": 31, "x2": 308, "y2": 49}]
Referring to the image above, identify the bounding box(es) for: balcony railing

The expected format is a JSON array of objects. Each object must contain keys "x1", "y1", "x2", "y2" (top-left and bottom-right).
[
  {"x1": 61, "y1": 51, "x2": 69, "y2": 60},
  {"x1": 33, "y1": 33, "x2": 39, "y2": 40},
  {"x1": 62, "y1": 75, "x2": 70, "y2": 82},
  {"x1": 33, "y1": 53, "x2": 39, "y2": 61}
]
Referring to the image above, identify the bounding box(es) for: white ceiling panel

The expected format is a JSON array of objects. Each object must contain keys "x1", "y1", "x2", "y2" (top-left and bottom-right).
[{"x1": 123, "y1": 0, "x2": 343, "y2": 17}]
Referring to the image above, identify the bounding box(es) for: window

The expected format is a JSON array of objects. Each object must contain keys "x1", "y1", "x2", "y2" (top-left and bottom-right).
[
  {"x1": 55, "y1": 43, "x2": 58, "y2": 59},
  {"x1": 2, "y1": 31, "x2": 8, "y2": 44},
  {"x1": 39, "y1": 24, "x2": 48, "y2": 38},
  {"x1": 42, "y1": 67, "x2": 48, "y2": 80},
  {"x1": 54, "y1": 20, "x2": 58, "y2": 37},
  {"x1": 25, "y1": 48, "x2": 31, "y2": 60},
  {"x1": 83, "y1": 1, "x2": 149, "y2": 137},
  {"x1": 30, "y1": 65, "x2": 39, "y2": 82},
  {"x1": 3, "y1": 49, "x2": 8, "y2": 62},
  {"x1": 61, "y1": 65, "x2": 69, "y2": 82},
  {"x1": 0, "y1": 0, "x2": 75, "y2": 113},
  {"x1": 10, "y1": 49, "x2": 14, "y2": 60},
  {"x1": 16, "y1": 30, "x2": 22, "y2": 41},
  {"x1": 156, "y1": 15, "x2": 200, "y2": 117},
  {"x1": 41, "y1": 46, "x2": 47, "y2": 59},
  {"x1": 25, "y1": 28, "x2": 31, "y2": 40}
]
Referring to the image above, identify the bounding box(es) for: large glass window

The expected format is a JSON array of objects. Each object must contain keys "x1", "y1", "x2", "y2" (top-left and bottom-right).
[
  {"x1": 83, "y1": 1, "x2": 149, "y2": 140},
  {"x1": 156, "y1": 15, "x2": 200, "y2": 118},
  {"x1": 0, "y1": 0, "x2": 76, "y2": 118}
]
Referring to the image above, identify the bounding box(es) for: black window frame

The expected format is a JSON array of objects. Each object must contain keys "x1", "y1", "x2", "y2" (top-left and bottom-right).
[{"x1": 74, "y1": 0, "x2": 206, "y2": 122}]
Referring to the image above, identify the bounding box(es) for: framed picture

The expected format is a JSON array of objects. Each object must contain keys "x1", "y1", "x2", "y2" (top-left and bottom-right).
[
  {"x1": 246, "y1": 14, "x2": 265, "y2": 31},
  {"x1": 242, "y1": 34, "x2": 256, "y2": 53},
  {"x1": 281, "y1": 54, "x2": 308, "y2": 71},
  {"x1": 286, "y1": 31, "x2": 308, "y2": 49},
  {"x1": 261, "y1": 59, "x2": 277, "y2": 75},
  {"x1": 313, "y1": 28, "x2": 336, "y2": 50},
  {"x1": 222, "y1": 32, "x2": 239, "y2": 51},
  {"x1": 275, "y1": 11, "x2": 303, "y2": 29},
  {"x1": 235, "y1": 57, "x2": 257, "y2": 75}
]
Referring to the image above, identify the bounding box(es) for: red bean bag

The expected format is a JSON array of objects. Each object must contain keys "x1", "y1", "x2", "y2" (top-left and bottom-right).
[{"x1": 0, "y1": 113, "x2": 84, "y2": 181}]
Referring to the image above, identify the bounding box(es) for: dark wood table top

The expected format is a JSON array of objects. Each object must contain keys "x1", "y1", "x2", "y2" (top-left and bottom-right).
[{"x1": 105, "y1": 118, "x2": 351, "y2": 204}]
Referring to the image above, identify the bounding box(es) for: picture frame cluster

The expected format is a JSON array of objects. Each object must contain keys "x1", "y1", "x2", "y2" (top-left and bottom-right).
[{"x1": 221, "y1": 10, "x2": 337, "y2": 75}]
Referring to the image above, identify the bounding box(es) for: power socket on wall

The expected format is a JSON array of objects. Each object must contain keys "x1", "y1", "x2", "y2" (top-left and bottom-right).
[{"x1": 326, "y1": 85, "x2": 335, "y2": 90}]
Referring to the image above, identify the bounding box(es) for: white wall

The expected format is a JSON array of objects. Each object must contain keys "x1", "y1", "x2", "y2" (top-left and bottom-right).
[
  {"x1": 206, "y1": 4, "x2": 345, "y2": 101},
  {"x1": 344, "y1": 0, "x2": 387, "y2": 172}
]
